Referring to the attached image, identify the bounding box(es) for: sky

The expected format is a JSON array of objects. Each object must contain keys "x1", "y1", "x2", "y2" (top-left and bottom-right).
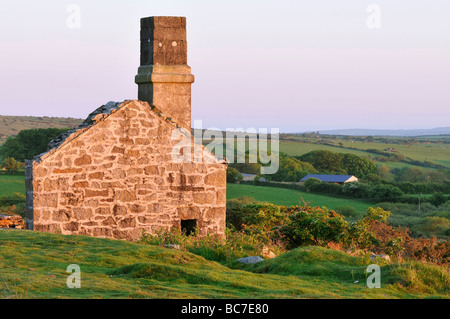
[{"x1": 0, "y1": 0, "x2": 449, "y2": 133}]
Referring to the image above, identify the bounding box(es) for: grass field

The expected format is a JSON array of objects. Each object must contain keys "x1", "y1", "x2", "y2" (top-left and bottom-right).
[
  {"x1": 279, "y1": 138, "x2": 450, "y2": 169},
  {"x1": 0, "y1": 174, "x2": 25, "y2": 197},
  {"x1": 0, "y1": 229, "x2": 448, "y2": 299},
  {"x1": 227, "y1": 183, "x2": 372, "y2": 215}
]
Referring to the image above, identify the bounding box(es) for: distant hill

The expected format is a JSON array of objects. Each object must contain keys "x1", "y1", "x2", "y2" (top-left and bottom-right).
[
  {"x1": 0, "y1": 115, "x2": 83, "y2": 144},
  {"x1": 311, "y1": 127, "x2": 450, "y2": 137}
]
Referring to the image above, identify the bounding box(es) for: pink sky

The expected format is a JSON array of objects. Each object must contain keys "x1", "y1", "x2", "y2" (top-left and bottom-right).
[{"x1": 0, "y1": 0, "x2": 449, "y2": 132}]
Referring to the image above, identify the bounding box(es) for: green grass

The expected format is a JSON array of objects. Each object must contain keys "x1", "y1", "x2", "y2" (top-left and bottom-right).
[
  {"x1": 279, "y1": 138, "x2": 450, "y2": 169},
  {"x1": 0, "y1": 174, "x2": 25, "y2": 197},
  {"x1": 279, "y1": 140, "x2": 374, "y2": 158},
  {"x1": 243, "y1": 246, "x2": 449, "y2": 296},
  {"x1": 227, "y1": 183, "x2": 372, "y2": 215},
  {"x1": 0, "y1": 230, "x2": 448, "y2": 299}
]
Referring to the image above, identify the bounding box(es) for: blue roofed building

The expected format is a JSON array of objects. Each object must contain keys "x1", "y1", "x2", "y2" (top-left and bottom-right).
[{"x1": 300, "y1": 174, "x2": 359, "y2": 184}]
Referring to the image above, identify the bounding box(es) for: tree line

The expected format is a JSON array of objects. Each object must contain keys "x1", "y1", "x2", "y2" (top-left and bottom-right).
[{"x1": 0, "y1": 128, "x2": 69, "y2": 173}]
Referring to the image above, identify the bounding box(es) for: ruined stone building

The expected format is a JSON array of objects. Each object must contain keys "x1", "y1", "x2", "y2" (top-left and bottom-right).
[{"x1": 25, "y1": 17, "x2": 227, "y2": 240}]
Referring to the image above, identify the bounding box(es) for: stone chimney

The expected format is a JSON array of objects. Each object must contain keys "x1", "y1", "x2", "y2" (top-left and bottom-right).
[{"x1": 135, "y1": 16, "x2": 194, "y2": 130}]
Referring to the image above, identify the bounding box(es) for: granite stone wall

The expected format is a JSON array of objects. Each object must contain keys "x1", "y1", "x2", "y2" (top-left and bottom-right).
[{"x1": 26, "y1": 100, "x2": 227, "y2": 240}]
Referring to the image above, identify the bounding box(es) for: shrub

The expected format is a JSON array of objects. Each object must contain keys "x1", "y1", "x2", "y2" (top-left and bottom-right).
[
  {"x1": 303, "y1": 177, "x2": 322, "y2": 190},
  {"x1": 418, "y1": 217, "x2": 450, "y2": 236},
  {"x1": 368, "y1": 184, "x2": 404, "y2": 202},
  {"x1": 430, "y1": 192, "x2": 447, "y2": 206},
  {"x1": 279, "y1": 207, "x2": 348, "y2": 248},
  {"x1": 226, "y1": 203, "x2": 291, "y2": 246},
  {"x1": 3, "y1": 157, "x2": 21, "y2": 174},
  {"x1": 226, "y1": 167, "x2": 243, "y2": 183}
]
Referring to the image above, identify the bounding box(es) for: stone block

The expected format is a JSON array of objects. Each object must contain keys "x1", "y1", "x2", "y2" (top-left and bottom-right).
[{"x1": 74, "y1": 154, "x2": 92, "y2": 166}]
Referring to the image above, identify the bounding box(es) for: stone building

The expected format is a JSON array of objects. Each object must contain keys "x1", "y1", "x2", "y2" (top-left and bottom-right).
[{"x1": 25, "y1": 16, "x2": 227, "y2": 240}]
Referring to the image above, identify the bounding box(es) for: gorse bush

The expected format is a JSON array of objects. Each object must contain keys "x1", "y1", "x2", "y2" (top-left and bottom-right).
[
  {"x1": 227, "y1": 202, "x2": 290, "y2": 247},
  {"x1": 141, "y1": 200, "x2": 449, "y2": 265},
  {"x1": 279, "y1": 207, "x2": 348, "y2": 248}
]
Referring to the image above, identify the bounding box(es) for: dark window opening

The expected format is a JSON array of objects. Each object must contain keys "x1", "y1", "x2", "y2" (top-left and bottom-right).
[{"x1": 181, "y1": 219, "x2": 197, "y2": 236}]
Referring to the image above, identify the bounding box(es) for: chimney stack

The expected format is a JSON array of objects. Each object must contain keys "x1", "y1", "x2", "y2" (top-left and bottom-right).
[{"x1": 135, "y1": 16, "x2": 194, "y2": 130}]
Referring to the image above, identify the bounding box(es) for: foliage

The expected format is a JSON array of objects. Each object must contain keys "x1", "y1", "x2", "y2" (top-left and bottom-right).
[
  {"x1": 226, "y1": 167, "x2": 243, "y2": 183},
  {"x1": 342, "y1": 153, "x2": 378, "y2": 177},
  {"x1": 303, "y1": 177, "x2": 322, "y2": 189},
  {"x1": 430, "y1": 192, "x2": 447, "y2": 206},
  {"x1": 223, "y1": 199, "x2": 450, "y2": 265},
  {"x1": 263, "y1": 153, "x2": 316, "y2": 182},
  {"x1": 226, "y1": 203, "x2": 290, "y2": 246},
  {"x1": 418, "y1": 217, "x2": 450, "y2": 236},
  {"x1": 298, "y1": 150, "x2": 378, "y2": 177},
  {"x1": 140, "y1": 227, "x2": 283, "y2": 264},
  {"x1": 0, "y1": 128, "x2": 69, "y2": 161},
  {"x1": 3, "y1": 157, "x2": 21, "y2": 174},
  {"x1": 279, "y1": 206, "x2": 349, "y2": 248},
  {"x1": 228, "y1": 162, "x2": 262, "y2": 175},
  {"x1": 299, "y1": 150, "x2": 346, "y2": 174},
  {"x1": 392, "y1": 181, "x2": 450, "y2": 195},
  {"x1": 347, "y1": 208, "x2": 449, "y2": 264},
  {"x1": 368, "y1": 184, "x2": 404, "y2": 202}
]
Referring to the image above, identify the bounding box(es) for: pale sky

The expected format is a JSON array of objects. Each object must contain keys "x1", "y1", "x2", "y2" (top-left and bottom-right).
[{"x1": 0, "y1": 0, "x2": 449, "y2": 132}]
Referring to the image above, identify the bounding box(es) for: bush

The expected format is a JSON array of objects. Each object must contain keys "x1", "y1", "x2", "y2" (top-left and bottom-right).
[
  {"x1": 226, "y1": 203, "x2": 290, "y2": 246},
  {"x1": 279, "y1": 207, "x2": 348, "y2": 248},
  {"x1": 430, "y1": 192, "x2": 447, "y2": 206},
  {"x1": 368, "y1": 184, "x2": 404, "y2": 202},
  {"x1": 303, "y1": 177, "x2": 322, "y2": 190},
  {"x1": 341, "y1": 182, "x2": 371, "y2": 199},
  {"x1": 308, "y1": 181, "x2": 342, "y2": 195},
  {"x1": 226, "y1": 167, "x2": 243, "y2": 183},
  {"x1": 418, "y1": 217, "x2": 450, "y2": 236},
  {"x1": 3, "y1": 157, "x2": 21, "y2": 174}
]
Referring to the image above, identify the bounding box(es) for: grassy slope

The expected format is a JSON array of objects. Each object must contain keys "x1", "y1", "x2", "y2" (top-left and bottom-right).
[
  {"x1": 0, "y1": 230, "x2": 448, "y2": 299},
  {"x1": 279, "y1": 140, "x2": 450, "y2": 170},
  {"x1": 0, "y1": 174, "x2": 25, "y2": 197},
  {"x1": 227, "y1": 183, "x2": 372, "y2": 215}
]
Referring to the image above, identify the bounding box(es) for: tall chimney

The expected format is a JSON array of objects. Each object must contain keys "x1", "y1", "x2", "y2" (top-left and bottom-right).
[{"x1": 135, "y1": 16, "x2": 194, "y2": 130}]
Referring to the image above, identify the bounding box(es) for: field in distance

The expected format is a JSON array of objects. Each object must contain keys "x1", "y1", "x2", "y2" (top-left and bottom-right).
[
  {"x1": 227, "y1": 183, "x2": 372, "y2": 216},
  {"x1": 0, "y1": 115, "x2": 83, "y2": 144}
]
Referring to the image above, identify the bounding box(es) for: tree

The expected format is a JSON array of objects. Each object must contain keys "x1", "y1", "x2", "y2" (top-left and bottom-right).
[
  {"x1": 430, "y1": 192, "x2": 446, "y2": 207},
  {"x1": 265, "y1": 154, "x2": 317, "y2": 182},
  {"x1": 0, "y1": 128, "x2": 70, "y2": 161},
  {"x1": 226, "y1": 167, "x2": 243, "y2": 183},
  {"x1": 395, "y1": 167, "x2": 425, "y2": 183},
  {"x1": 4, "y1": 157, "x2": 21, "y2": 174},
  {"x1": 303, "y1": 177, "x2": 322, "y2": 190},
  {"x1": 299, "y1": 150, "x2": 344, "y2": 174},
  {"x1": 299, "y1": 150, "x2": 377, "y2": 177},
  {"x1": 378, "y1": 164, "x2": 393, "y2": 181},
  {"x1": 368, "y1": 184, "x2": 404, "y2": 202},
  {"x1": 342, "y1": 153, "x2": 378, "y2": 177}
]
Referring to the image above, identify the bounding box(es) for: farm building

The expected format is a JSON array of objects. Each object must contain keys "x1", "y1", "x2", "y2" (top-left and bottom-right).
[
  {"x1": 25, "y1": 17, "x2": 227, "y2": 241},
  {"x1": 300, "y1": 174, "x2": 359, "y2": 184}
]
